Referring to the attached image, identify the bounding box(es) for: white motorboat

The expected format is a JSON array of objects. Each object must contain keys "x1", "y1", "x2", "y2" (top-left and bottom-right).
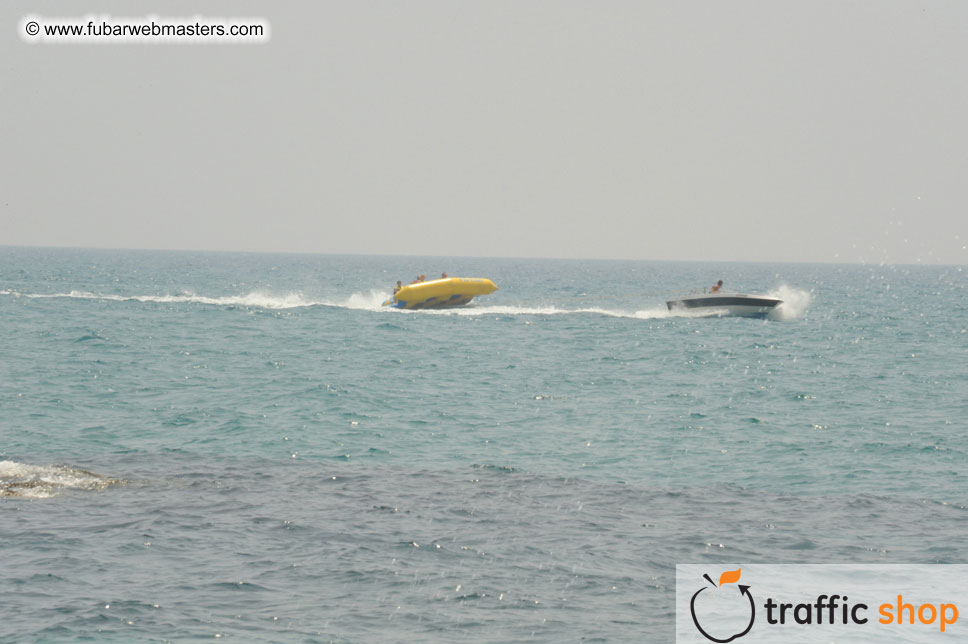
[{"x1": 666, "y1": 293, "x2": 783, "y2": 319}]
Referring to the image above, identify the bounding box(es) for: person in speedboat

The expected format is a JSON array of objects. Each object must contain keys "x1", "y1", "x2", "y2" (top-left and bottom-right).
[{"x1": 710, "y1": 280, "x2": 723, "y2": 293}]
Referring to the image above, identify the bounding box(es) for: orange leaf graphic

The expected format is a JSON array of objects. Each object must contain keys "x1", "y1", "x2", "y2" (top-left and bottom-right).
[{"x1": 718, "y1": 568, "x2": 741, "y2": 587}]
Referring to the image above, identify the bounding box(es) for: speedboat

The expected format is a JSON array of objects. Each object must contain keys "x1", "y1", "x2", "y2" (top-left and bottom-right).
[
  {"x1": 666, "y1": 292, "x2": 782, "y2": 319},
  {"x1": 383, "y1": 277, "x2": 498, "y2": 309}
]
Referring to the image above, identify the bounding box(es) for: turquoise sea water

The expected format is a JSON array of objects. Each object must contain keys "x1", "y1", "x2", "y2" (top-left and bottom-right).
[{"x1": 1, "y1": 247, "x2": 966, "y2": 642}]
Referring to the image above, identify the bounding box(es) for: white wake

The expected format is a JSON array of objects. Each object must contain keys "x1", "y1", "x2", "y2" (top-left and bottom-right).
[
  {"x1": 5, "y1": 289, "x2": 323, "y2": 310},
  {"x1": 1, "y1": 287, "x2": 811, "y2": 320}
]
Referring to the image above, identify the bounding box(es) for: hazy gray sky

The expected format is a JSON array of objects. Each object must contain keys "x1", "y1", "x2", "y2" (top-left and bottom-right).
[{"x1": 2, "y1": 1, "x2": 966, "y2": 264}]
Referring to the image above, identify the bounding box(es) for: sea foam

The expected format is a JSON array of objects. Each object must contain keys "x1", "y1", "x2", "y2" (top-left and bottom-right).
[
  {"x1": 768, "y1": 285, "x2": 813, "y2": 321},
  {"x1": 0, "y1": 461, "x2": 121, "y2": 499}
]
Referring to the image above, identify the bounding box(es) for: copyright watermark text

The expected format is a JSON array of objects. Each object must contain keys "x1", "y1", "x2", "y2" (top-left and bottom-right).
[{"x1": 20, "y1": 14, "x2": 270, "y2": 44}]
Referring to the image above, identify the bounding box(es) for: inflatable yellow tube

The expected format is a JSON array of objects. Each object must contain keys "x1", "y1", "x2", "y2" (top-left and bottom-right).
[{"x1": 383, "y1": 277, "x2": 498, "y2": 309}]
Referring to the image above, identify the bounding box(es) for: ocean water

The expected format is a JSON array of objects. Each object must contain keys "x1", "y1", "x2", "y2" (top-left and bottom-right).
[{"x1": 1, "y1": 247, "x2": 965, "y2": 643}]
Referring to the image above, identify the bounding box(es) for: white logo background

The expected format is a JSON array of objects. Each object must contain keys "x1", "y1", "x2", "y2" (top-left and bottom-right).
[{"x1": 677, "y1": 565, "x2": 966, "y2": 643}]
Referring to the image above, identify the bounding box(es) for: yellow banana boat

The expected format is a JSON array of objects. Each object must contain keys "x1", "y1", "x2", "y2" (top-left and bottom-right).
[{"x1": 382, "y1": 277, "x2": 498, "y2": 309}]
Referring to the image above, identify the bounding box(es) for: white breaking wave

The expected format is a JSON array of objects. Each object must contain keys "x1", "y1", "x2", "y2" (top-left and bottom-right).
[{"x1": 0, "y1": 460, "x2": 121, "y2": 499}]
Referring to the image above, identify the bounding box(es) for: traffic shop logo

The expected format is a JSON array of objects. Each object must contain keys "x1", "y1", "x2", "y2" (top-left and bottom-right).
[{"x1": 689, "y1": 568, "x2": 755, "y2": 643}]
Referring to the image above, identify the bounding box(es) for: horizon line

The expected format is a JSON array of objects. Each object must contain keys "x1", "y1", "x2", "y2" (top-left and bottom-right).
[{"x1": 1, "y1": 243, "x2": 964, "y2": 268}]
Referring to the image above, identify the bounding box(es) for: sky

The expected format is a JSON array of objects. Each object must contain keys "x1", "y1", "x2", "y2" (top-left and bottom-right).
[{"x1": 2, "y1": 1, "x2": 966, "y2": 264}]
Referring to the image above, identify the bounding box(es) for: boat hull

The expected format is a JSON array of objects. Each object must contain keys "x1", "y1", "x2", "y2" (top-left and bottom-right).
[
  {"x1": 666, "y1": 295, "x2": 782, "y2": 319},
  {"x1": 383, "y1": 277, "x2": 498, "y2": 310}
]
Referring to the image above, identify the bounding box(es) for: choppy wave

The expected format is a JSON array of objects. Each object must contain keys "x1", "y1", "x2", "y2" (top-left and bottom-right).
[{"x1": 0, "y1": 461, "x2": 122, "y2": 499}]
